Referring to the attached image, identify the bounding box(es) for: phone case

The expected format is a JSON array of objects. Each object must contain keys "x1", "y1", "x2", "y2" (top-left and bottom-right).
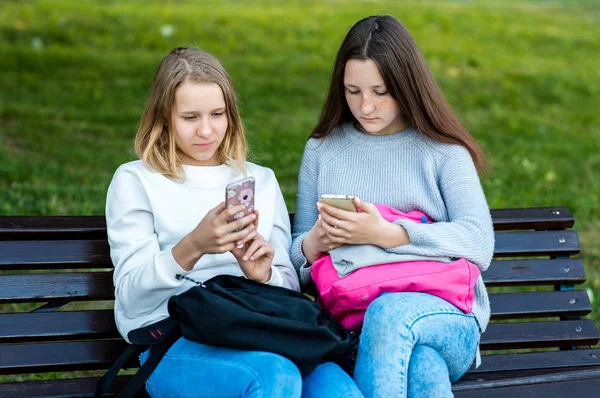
[
  {"x1": 320, "y1": 195, "x2": 357, "y2": 212},
  {"x1": 225, "y1": 177, "x2": 256, "y2": 222}
]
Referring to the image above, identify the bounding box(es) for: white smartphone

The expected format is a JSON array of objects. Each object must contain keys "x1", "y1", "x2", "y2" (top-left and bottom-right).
[{"x1": 319, "y1": 194, "x2": 357, "y2": 212}]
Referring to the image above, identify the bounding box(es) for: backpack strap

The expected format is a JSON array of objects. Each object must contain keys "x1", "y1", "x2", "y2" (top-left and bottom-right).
[{"x1": 95, "y1": 319, "x2": 180, "y2": 398}]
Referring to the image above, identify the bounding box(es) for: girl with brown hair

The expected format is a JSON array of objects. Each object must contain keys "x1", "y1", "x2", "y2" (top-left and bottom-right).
[{"x1": 291, "y1": 16, "x2": 494, "y2": 397}]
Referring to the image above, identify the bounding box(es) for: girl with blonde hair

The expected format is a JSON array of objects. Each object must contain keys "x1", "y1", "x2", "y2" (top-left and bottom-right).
[{"x1": 106, "y1": 47, "x2": 362, "y2": 398}]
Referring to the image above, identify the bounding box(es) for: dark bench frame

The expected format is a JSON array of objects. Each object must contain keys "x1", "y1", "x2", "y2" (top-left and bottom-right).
[{"x1": 1, "y1": 206, "x2": 600, "y2": 397}]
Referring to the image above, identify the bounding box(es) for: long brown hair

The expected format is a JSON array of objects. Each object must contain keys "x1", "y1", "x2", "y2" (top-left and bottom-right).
[
  {"x1": 312, "y1": 15, "x2": 486, "y2": 171},
  {"x1": 135, "y1": 47, "x2": 247, "y2": 180}
]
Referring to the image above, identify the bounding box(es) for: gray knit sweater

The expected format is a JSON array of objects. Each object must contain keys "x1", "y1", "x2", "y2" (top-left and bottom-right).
[{"x1": 290, "y1": 122, "x2": 494, "y2": 334}]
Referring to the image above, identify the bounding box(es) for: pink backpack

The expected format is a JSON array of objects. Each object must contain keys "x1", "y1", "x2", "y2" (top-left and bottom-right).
[{"x1": 311, "y1": 205, "x2": 480, "y2": 332}]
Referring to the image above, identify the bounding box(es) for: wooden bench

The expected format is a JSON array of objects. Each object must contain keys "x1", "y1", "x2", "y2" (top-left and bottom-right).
[{"x1": 1, "y1": 207, "x2": 599, "y2": 397}]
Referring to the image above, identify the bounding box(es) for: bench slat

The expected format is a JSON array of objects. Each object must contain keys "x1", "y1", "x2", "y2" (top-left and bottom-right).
[
  {"x1": 468, "y1": 349, "x2": 600, "y2": 374},
  {"x1": 454, "y1": 369, "x2": 600, "y2": 397},
  {"x1": 2, "y1": 291, "x2": 591, "y2": 343},
  {"x1": 494, "y1": 230, "x2": 579, "y2": 257},
  {"x1": 0, "y1": 230, "x2": 580, "y2": 271},
  {"x1": 0, "y1": 208, "x2": 574, "y2": 242},
  {"x1": 0, "y1": 216, "x2": 107, "y2": 241},
  {"x1": 0, "y1": 311, "x2": 118, "y2": 343},
  {"x1": 489, "y1": 290, "x2": 591, "y2": 320},
  {"x1": 481, "y1": 320, "x2": 599, "y2": 350},
  {"x1": 2, "y1": 371, "x2": 599, "y2": 398},
  {"x1": 0, "y1": 340, "x2": 130, "y2": 375},
  {"x1": 0, "y1": 272, "x2": 113, "y2": 303},
  {"x1": 483, "y1": 259, "x2": 585, "y2": 286},
  {"x1": 489, "y1": 207, "x2": 574, "y2": 231},
  {"x1": 0, "y1": 240, "x2": 111, "y2": 270},
  {"x1": 0, "y1": 376, "x2": 130, "y2": 398}
]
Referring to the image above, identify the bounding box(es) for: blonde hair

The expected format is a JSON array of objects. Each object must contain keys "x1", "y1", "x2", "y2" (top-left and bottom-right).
[{"x1": 135, "y1": 47, "x2": 247, "y2": 180}]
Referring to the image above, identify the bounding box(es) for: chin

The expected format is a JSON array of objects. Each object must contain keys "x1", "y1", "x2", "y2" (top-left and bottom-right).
[{"x1": 361, "y1": 125, "x2": 384, "y2": 135}]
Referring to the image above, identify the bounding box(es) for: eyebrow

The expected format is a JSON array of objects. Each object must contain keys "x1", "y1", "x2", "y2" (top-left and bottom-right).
[
  {"x1": 344, "y1": 84, "x2": 385, "y2": 89},
  {"x1": 179, "y1": 107, "x2": 226, "y2": 114}
]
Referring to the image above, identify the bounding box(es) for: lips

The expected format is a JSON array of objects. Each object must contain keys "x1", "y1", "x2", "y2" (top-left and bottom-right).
[
  {"x1": 362, "y1": 117, "x2": 378, "y2": 122},
  {"x1": 194, "y1": 143, "x2": 213, "y2": 148}
]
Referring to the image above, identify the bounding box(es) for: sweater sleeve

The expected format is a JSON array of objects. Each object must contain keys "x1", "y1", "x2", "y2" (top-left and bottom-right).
[
  {"x1": 386, "y1": 145, "x2": 495, "y2": 271},
  {"x1": 264, "y1": 174, "x2": 301, "y2": 292},
  {"x1": 106, "y1": 165, "x2": 189, "y2": 320},
  {"x1": 290, "y1": 139, "x2": 320, "y2": 287}
]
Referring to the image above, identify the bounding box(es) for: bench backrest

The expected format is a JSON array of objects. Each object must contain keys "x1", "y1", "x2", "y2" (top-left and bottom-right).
[{"x1": 0, "y1": 207, "x2": 597, "y2": 378}]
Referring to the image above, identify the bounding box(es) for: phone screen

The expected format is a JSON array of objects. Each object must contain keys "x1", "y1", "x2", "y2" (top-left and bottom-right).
[{"x1": 225, "y1": 177, "x2": 256, "y2": 222}]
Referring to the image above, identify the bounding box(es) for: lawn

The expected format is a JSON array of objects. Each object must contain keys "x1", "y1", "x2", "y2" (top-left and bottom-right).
[{"x1": 1, "y1": 0, "x2": 599, "y2": 332}]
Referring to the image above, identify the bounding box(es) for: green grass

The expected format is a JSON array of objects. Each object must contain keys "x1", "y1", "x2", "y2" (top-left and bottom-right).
[{"x1": 1, "y1": 0, "x2": 599, "y2": 346}]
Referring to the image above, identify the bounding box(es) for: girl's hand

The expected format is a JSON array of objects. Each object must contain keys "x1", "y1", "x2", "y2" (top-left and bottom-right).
[
  {"x1": 231, "y1": 229, "x2": 274, "y2": 283},
  {"x1": 302, "y1": 215, "x2": 343, "y2": 264},
  {"x1": 190, "y1": 202, "x2": 258, "y2": 256},
  {"x1": 172, "y1": 202, "x2": 258, "y2": 271},
  {"x1": 318, "y1": 198, "x2": 409, "y2": 248}
]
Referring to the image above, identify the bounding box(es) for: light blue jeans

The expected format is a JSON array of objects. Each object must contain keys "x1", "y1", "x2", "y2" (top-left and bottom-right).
[
  {"x1": 139, "y1": 337, "x2": 363, "y2": 398},
  {"x1": 354, "y1": 292, "x2": 480, "y2": 398}
]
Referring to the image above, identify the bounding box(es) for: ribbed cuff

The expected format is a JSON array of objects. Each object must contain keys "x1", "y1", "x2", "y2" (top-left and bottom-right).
[
  {"x1": 290, "y1": 232, "x2": 313, "y2": 287},
  {"x1": 164, "y1": 248, "x2": 193, "y2": 280},
  {"x1": 264, "y1": 266, "x2": 284, "y2": 287},
  {"x1": 393, "y1": 219, "x2": 427, "y2": 247}
]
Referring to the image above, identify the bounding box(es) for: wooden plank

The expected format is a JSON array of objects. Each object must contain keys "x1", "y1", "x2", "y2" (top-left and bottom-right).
[
  {"x1": 489, "y1": 290, "x2": 591, "y2": 320},
  {"x1": 0, "y1": 216, "x2": 107, "y2": 240},
  {"x1": 0, "y1": 311, "x2": 119, "y2": 343},
  {"x1": 480, "y1": 320, "x2": 599, "y2": 350},
  {"x1": 0, "y1": 207, "x2": 574, "y2": 241},
  {"x1": 0, "y1": 240, "x2": 111, "y2": 270},
  {"x1": 489, "y1": 207, "x2": 574, "y2": 231},
  {"x1": 0, "y1": 272, "x2": 113, "y2": 303},
  {"x1": 0, "y1": 376, "x2": 132, "y2": 398},
  {"x1": 468, "y1": 349, "x2": 600, "y2": 374},
  {"x1": 0, "y1": 232, "x2": 581, "y2": 270},
  {"x1": 0, "y1": 340, "x2": 130, "y2": 374},
  {"x1": 454, "y1": 368, "x2": 600, "y2": 397},
  {"x1": 493, "y1": 230, "x2": 579, "y2": 257},
  {"x1": 483, "y1": 259, "x2": 585, "y2": 287}
]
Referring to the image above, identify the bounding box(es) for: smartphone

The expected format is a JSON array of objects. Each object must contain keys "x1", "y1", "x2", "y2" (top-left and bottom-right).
[
  {"x1": 319, "y1": 194, "x2": 357, "y2": 212},
  {"x1": 225, "y1": 177, "x2": 256, "y2": 224}
]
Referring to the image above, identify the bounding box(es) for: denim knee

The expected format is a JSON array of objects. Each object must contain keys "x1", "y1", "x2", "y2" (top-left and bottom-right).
[
  {"x1": 303, "y1": 362, "x2": 363, "y2": 398},
  {"x1": 251, "y1": 352, "x2": 302, "y2": 397}
]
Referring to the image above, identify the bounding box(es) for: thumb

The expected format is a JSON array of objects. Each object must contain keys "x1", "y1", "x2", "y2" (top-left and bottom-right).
[{"x1": 354, "y1": 197, "x2": 378, "y2": 214}]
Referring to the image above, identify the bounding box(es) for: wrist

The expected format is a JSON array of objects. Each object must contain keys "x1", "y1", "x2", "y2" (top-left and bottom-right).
[
  {"x1": 302, "y1": 232, "x2": 320, "y2": 264},
  {"x1": 258, "y1": 267, "x2": 273, "y2": 283},
  {"x1": 172, "y1": 234, "x2": 203, "y2": 272},
  {"x1": 379, "y1": 222, "x2": 409, "y2": 249},
  {"x1": 248, "y1": 267, "x2": 272, "y2": 283}
]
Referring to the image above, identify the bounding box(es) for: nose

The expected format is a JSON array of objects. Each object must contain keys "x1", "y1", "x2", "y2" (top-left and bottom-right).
[
  {"x1": 361, "y1": 95, "x2": 375, "y2": 114},
  {"x1": 196, "y1": 117, "x2": 212, "y2": 138}
]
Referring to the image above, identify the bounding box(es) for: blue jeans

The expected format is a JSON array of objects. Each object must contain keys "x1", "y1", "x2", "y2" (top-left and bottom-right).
[
  {"x1": 139, "y1": 337, "x2": 363, "y2": 398},
  {"x1": 354, "y1": 292, "x2": 479, "y2": 398}
]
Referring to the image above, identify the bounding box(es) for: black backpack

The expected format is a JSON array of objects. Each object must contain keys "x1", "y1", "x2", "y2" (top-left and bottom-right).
[{"x1": 96, "y1": 274, "x2": 356, "y2": 398}]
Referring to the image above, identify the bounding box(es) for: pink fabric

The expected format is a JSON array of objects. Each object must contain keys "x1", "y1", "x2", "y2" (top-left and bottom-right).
[{"x1": 311, "y1": 205, "x2": 480, "y2": 332}]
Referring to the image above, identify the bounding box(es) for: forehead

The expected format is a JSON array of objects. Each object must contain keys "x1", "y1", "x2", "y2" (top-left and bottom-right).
[
  {"x1": 343, "y1": 59, "x2": 385, "y2": 87},
  {"x1": 174, "y1": 81, "x2": 225, "y2": 110}
]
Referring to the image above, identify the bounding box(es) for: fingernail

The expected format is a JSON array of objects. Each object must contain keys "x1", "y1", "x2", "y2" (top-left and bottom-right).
[
  {"x1": 250, "y1": 256, "x2": 255, "y2": 260},
  {"x1": 243, "y1": 256, "x2": 248, "y2": 260}
]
